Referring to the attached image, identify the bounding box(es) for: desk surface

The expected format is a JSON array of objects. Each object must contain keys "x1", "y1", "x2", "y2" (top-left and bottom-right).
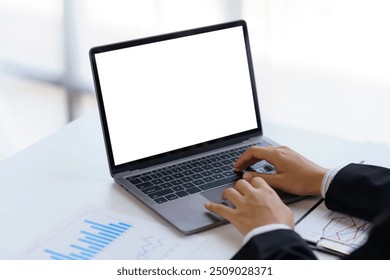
[{"x1": 1, "y1": 111, "x2": 389, "y2": 259}]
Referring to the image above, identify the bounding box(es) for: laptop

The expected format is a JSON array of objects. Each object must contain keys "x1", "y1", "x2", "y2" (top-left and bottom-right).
[{"x1": 89, "y1": 20, "x2": 301, "y2": 234}]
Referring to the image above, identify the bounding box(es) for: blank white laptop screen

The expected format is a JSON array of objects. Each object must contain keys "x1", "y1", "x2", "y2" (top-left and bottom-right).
[{"x1": 95, "y1": 26, "x2": 258, "y2": 166}]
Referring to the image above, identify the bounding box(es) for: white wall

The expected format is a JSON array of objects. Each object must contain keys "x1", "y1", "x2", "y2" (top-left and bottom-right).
[{"x1": 245, "y1": 0, "x2": 390, "y2": 144}]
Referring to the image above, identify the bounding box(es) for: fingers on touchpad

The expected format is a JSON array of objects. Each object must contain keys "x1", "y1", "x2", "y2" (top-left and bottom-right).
[{"x1": 201, "y1": 186, "x2": 234, "y2": 208}]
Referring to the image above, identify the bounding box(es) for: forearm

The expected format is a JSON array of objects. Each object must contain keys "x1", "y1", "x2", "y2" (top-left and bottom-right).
[{"x1": 325, "y1": 163, "x2": 390, "y2": 220}]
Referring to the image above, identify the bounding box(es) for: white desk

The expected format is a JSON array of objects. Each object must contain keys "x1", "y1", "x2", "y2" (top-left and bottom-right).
[{"x1": 1, "y1": 111, "x2": 389, "y2": 259}]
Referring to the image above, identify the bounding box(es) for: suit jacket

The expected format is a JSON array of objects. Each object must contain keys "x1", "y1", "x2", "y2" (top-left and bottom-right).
[{"x1": 232, "y1": 163, "x2": 390, "y2": 260}]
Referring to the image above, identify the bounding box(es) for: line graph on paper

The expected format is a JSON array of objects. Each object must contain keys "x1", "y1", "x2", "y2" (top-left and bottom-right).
[
  {"x1": 321, "y1": 214, "x2": 371, "y2": 246},
  {"x1": 137, "y1": 236, "x2": 165, "y2": 259},
  {"x1": 296, "y1": 201, "x2": 372, "y2": 254},
  {"x1": 20, "y1": 206, "x2": 206, "y2": 260},
  {"x1": 136, "y1": 236, "x2": 183, "y2": 260}
]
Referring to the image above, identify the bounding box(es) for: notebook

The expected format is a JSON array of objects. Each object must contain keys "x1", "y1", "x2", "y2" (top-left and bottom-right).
[{"x1": 89, "y1": 20, "x2": 301, "y2": 234}]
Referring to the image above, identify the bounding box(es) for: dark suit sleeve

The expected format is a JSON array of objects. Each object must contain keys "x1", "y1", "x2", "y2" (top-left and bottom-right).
[
  {"x1": 325, "y1": 163, "x2": 390, "y2": 220},
  {"x1": 232, "y1": 229, "x2": 317, "y2": 260},
  {"x1": 325, "y1": 163, "x2": 390, "y2": 259}
]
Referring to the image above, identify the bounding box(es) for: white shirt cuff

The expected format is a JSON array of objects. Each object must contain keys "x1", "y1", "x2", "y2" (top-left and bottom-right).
[
  {"x1": 320, "y1": 165, "x2": 346, "y2": 198},
  {"x1": 242, "y1": 224, "x2": 292, "y2": 245}
]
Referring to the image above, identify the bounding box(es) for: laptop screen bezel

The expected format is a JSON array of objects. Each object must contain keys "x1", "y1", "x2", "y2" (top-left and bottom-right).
[{"x1": 89, "y1": 20, "x2": 263, "y2": 176}]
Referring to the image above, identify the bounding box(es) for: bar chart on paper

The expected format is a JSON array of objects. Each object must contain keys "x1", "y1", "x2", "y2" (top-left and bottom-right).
[{"x1": 21, "y1": 206, "x2": 206, "y2": 260}]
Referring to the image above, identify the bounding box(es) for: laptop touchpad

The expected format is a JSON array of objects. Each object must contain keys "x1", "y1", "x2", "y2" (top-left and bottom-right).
[{"x1": 201, "y1": 186, "x2": 234, "y2": 208}]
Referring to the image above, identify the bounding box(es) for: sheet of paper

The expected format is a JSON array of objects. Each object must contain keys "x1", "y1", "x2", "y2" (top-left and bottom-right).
[
  {"x1": 20, "y1": 206, "x2": 207, "y2": 260},
  {"x1": 296, "y1": 201, "x2": 371, "y2": 255}
]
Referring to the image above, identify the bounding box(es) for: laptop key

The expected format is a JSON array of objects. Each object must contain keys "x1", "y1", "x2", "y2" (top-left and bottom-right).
[
  {"x1": 202, "y1": 164, "x2": 214, "y2": 170},
  {"x1": 171, "y1": 179, "x2": 183, "y2": 185},
  {"x1": 135, "y1": 181, "x2": 153, "y2": 189},
  {"x1": 210, "y1": 168, "x2": 223, "y2": 174},
  {"x1": 172, "y1": 173, "x2": 185, "y2": 179},
  {"x1": 182, "y1": 170, "x2": 195, "y2": 176},
  {"x1": 170, "y1": 167, "x2": 183, "y2": 173},
  {"x1": 182, "y1": 182, "x2": 195, "y2": 189},
  {"x1": 141, "y1": 175, "x2": 153, "y2": 182},
  {"x1": 212, "y1": 174, "x2": 224, "y2": 180},
  {"x1": 191, "y1": 174, "x2": 203, "y2": 180},
  {"x1": 160, "y1": 170, "x2": 173, "y2": 176},
  {"x1": 221, "y1": 159, "x2": 233, "y2": 165},
  {"x1": 263, "y1": 165, "x2": 275, "y2": 172},
  {"x1": 219, "y1": 154, "x2": 230, "y2": 160},
  {"x1": 150, "y1": 173, "x2": 161, "y2": 179},
  {"x1": 154, "y1": 197, "x2": 167, "y2": 204},
  {"x1": 200, "y1": 159, "x2": 212, "y2": 165},
  {"x1": 203, "y1": 176, "x2": 215, "y2": 183},
  {"x1": 172, "y1": 186, "x2": 184, "y2": 192},
  {"x1": 142, "y1": 186, "x2": 162, "y2": 194},
  {"x1": 165, "y1": 193, "x2": 179, "y2": 201},
  {"x1": 148, "y1": 188, "x2": 174, "y2": 199},
  {"x1": 190, "y1": 162, "x2": 202, "y2": 168},
  {"x1": 201, "y1": 171, "x2": 213, "y2": 177},
  {"x1": 220, "y1": 166, "x2": 231, "y2": 171},
  {"x1": 162, "y1": 175, "x2": 175, "y2": 182},
  {"x1": 160, "y1": 182, "x2": 173, "y2": 189},
  {"x1": 222, "y1": 170, "x2": 236, "y2": 177},
  {"x1": 193, "y1": 179, "x2": 205, "y2": 186},
  {"x1": 176, "y1": 190, "x2": 189, "y2": 197},
  {"x1": 151, "y1": 178, "x2": 164, "y2": 185},
  {"x1": 181, "y1": 176, "x2": 193, "y2": 182},
  {"x1": 192, "y1": 167, "x2": 204, "y2": 173},
  {"x1": 179, "y1": 164, "x2": 192, "y2": 171},
  {"x1": 187, "y1": 187, "x2": 202, "y2": 194},
  {"x1": 208, "y1": 157, "x2": 219, "y2": 163},
  {"x1": 128, "y1": 178, "x2": 142, "y2": 185}
]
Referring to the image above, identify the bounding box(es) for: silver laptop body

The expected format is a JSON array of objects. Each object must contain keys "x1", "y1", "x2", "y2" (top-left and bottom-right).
[{"x1": 90, "y1": 20, "x2": 300, "y2": 234}]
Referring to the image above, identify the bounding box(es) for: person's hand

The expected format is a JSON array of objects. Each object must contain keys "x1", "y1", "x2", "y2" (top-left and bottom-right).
[
  {"x1": 234, "y1": 146, "x2": 327, "y2": 196},
  {"x1": 204, "y1": 177, "x2": 294, "y2": 236}
]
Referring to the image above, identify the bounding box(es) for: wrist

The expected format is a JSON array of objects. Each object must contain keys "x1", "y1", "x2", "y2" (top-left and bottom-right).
[
  {"x1": 243, "y1": 224, "x2": 293, "y2": 245},
  {"x1": 311, "y1": 167, "x2": 328, "y2": 196}
]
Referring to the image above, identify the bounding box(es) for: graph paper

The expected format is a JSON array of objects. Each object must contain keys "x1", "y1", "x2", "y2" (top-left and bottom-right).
[
  {"x1": 20, "y1": 206, "x2": 207, "y2": 260},
  {"x1": 296, "y1": 200, "x2": 371, "y2": 255}
]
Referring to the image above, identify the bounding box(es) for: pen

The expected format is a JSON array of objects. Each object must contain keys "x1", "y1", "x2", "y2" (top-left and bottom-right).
[
  {"x1": 307, "y1": 238, "x2": 352, "y2": 257},
  {"x1": 306, "y1": 241, "x2": 345, "y2": 258}
]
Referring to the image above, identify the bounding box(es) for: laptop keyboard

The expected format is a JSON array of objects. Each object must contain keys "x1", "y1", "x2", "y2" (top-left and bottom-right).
[{"x1": 126, "y1": 142, "x2": 270, "y2": 204}]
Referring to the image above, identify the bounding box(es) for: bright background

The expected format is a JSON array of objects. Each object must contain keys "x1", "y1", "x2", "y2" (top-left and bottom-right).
[{"x1": 1, "y1": 0, "x2": 389, "y2": 160}]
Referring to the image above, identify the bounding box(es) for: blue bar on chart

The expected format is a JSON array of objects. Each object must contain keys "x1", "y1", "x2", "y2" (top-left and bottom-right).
[{"x1": 44, "y1": 219, "x2": 132, "y2": 260}]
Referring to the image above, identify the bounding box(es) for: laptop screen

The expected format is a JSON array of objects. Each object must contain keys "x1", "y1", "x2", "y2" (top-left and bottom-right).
[{"x1": 93, "y1": 22, "x2": 259, "y2": 167}]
